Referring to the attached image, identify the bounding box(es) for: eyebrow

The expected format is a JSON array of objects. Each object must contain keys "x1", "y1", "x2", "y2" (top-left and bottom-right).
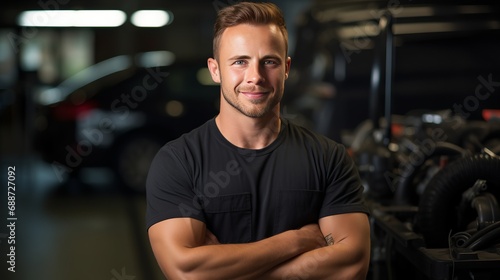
[
  {"x1": 228, "y1": 55, "x2": 251, "y2": 61},
  {"x1": 262, "y1": 55, "x2": 283, "y2": 63},
  {"x1": 227, "y1": 55, "x2": 283, "y2": 63}
]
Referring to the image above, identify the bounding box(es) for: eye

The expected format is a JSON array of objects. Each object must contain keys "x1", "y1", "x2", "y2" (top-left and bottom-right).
[
  {"x1": 233, "y1": 60, "x2": 246, "y2": 65},
  {"x1": 263, "y1": 60, "x2": 279, "y2": 66}
]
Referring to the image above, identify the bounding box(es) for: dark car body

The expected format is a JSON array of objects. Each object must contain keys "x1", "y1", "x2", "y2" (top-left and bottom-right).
[{"x1": 33, "y1": 54, "x2": 219, "y2": 191}]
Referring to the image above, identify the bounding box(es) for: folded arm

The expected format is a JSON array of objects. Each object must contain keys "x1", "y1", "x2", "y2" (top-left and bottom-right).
[
  {"x1": 148, "y1": 218, "x2": 326, "y2": 280},
  {"x1": 264, "y1": 212, "x2": 371, "y2": 280}
]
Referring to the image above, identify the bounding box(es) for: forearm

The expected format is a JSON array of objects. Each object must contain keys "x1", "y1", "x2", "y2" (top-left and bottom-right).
[
  {"x1": 156, "y1": 227, "x2": 323, "y2": 280},
  {"x1": 176, "y1": 231, "x2": 299, "y2": 280},
  {"x1": 263, "y1": 242, "x2": 370, "y2": 280}
]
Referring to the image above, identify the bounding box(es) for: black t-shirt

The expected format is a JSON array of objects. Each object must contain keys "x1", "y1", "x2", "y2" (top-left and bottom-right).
[{"x1": 146, "y1": 118, "x2": 368, "y2": 243}]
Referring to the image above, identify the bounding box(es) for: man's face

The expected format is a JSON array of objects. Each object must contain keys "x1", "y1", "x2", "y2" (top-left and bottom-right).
[{"x1": 208, "y1": 23, "x2": 290, "y2": 119}]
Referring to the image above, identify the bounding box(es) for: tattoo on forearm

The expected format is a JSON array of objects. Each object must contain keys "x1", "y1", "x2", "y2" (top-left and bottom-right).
[{"x1": 325, "y1": 233, "x2": 334, "y2": 246}]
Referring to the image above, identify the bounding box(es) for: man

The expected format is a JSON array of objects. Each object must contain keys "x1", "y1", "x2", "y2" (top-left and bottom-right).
[{"x1": 146, "y1": 2, "x2": 370, "y2": 279}]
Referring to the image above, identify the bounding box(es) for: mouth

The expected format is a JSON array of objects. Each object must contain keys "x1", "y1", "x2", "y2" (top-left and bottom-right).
[
  {"x1": 239, "y1": 88, "x2": 270, "y2": 100},
  {"x1": 241, "y1": 91, "x2": 267, "y2": 99}
]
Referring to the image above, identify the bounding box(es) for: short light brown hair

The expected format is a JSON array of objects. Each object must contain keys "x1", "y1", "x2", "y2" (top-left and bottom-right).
[{"x1": 212, "y1": 2, "x2": 288, "y2": 59}]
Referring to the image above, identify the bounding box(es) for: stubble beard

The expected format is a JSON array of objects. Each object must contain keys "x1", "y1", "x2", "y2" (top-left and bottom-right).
[{"x1": 221, "y1": 87, "x2": 281, "y2": 118}]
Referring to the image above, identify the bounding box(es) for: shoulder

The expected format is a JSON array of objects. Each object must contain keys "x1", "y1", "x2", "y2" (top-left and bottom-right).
[
  {"x1": 169, "y1": 118, "x2": 214, "y2": 145},
  {"x1": 149, "y1": 119, "x2": 216, "y2": 173},
  {"x1": 160, "y1": 118, "x2": 215, "y2": 155}
]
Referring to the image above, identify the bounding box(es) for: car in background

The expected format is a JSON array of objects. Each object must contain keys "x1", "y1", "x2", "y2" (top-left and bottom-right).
[{"x1": 33, "y1": 51, "x2": 220, "y2": 192}]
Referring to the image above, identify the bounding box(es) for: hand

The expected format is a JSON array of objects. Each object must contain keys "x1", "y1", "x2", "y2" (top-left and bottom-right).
[{"x1": 296, "y1": 224, "x2": 327, "y2": 252}]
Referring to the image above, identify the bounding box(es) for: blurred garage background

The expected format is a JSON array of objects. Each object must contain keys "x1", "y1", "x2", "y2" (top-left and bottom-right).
[
  {"x1": 1, "y1": 0, "x2": 500, "y2": 279},
  {"x1": 0, "y1": 1, "x2": 309, "y2": 280}
]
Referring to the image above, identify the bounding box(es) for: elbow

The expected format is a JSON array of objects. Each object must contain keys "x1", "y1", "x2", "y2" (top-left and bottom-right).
[
  {"x1": 161, "y1": 265, "x2": 199, "y2": 280},
  {"x1": 163, "y1": 270, "x2": 198, "y2": 280},
  {"x1": 345, "y1": 250, "x2": 371, "y2": 280},
  {"x1": 343, "y1": 235, "x2": 371, "y2": 280},
  {"x1": 152, "y1": 247, "x2": 203, "y2": 280},
  {"x1": 164, "y1": 269, "x2": 224, "y2": 280},
  {"x1": 332, "y1": 243, "x2": 370, "y2": 280},
  {"x1": 333, "y1": 260, "x2": 369, "y2": 280},
  {"x1": 161, "y1": 256, "x2": 203, "y2": 280},
  {"x1": 347, "y1": 263, "x2": 370, "y2": 280}
]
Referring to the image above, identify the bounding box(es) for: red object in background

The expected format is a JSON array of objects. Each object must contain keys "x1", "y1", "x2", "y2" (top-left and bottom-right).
[
  {"x1": 482, "y1": 109, "x2": 500, "y2": 122},
  {"x1": 52, "y1": 100, "x2": 98, "y2": 121}
]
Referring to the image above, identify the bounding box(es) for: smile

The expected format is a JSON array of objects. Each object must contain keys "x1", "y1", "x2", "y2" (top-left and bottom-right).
[
  {"x1": 243, "y1": 92, "x2": 265, "y2": 97},
  {"x1": 240, "y1": 91, "x2": 269, "y2": 100}
]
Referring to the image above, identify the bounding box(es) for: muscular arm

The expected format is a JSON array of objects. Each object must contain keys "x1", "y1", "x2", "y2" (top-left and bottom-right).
[
  {"x1": 264, "y1": 212, "x2": 371, "y2": 280},
  {"x1": 148, "y1": 218, "x2": 325, "y2": 280}
]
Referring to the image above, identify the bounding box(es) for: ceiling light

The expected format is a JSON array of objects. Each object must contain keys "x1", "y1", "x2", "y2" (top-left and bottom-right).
[
  {"x1": 131, "y1": 10, "x2": 172, "y2": 27},
  {"x1": 18, "y1": 10, "x2": 126, "y2": 27}
]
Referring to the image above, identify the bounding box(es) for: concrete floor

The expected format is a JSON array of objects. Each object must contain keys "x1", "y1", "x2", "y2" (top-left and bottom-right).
[{"x1": 0, "y1": 118, "x2": 164, "y2": 280}]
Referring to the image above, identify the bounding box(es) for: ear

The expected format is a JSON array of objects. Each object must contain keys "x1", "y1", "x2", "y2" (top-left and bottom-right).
[
  {"x1": 207, "y1": 58, "x2": 221, "y2": 83},
  {"x1": 285, "y1": 56, "x2": 291, "y2": 79}
]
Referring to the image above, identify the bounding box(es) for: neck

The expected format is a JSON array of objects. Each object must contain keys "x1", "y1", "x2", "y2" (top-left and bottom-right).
[{"x1": 215, "y1": 110, "x2": 281, "y2": 149}]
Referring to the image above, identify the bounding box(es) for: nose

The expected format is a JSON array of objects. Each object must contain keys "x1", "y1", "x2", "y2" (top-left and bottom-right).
[{"x1": 246, "y1": 62, "x2": 265, "y2": 84}]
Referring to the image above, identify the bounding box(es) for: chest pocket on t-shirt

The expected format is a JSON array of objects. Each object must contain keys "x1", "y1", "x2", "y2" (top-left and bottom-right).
[
  {"x1": 275, "y1": 190, "x2": 323, "y2": 231},
  {"x1": 204, "y1": 193, "x2": 252, "y2": 244}
]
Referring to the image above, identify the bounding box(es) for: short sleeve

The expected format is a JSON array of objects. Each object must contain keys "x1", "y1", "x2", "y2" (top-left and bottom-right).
[
  {"x1": 319, "y1": 143, "x2": 369, "y2": 218},
  {"x1": 145, "y1": 145, "x2": 206, "y2": 230}
]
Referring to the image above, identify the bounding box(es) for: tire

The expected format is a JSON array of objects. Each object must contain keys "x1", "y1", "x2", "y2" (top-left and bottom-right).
[
  {"x1": 415, "y1": 154, "x2": 500, "y2": 248},
  {"x1": 394, "y1": 141, "x2": 465, "y2": 205}
]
